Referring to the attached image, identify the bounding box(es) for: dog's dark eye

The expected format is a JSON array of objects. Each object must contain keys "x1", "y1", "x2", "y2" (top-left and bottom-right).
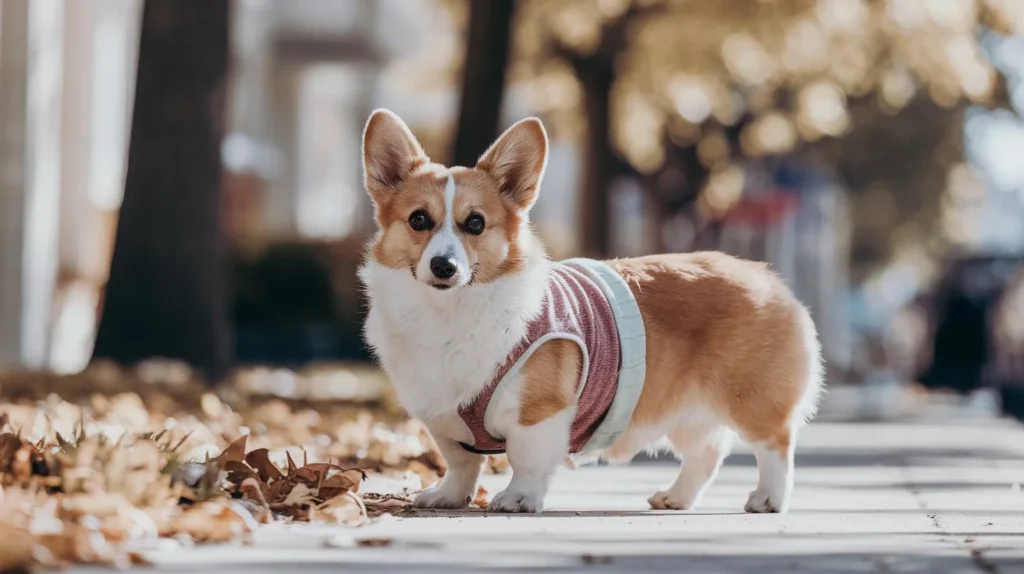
[
  {"x1": 409, "y1": 210, "x2": 433, "y2": 231},
  {"x1": 463, "y1": 213, "x2": 485, "y2": 235}
]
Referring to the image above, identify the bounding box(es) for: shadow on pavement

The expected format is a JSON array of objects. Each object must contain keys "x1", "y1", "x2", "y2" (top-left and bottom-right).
[
  {"x1": 127, "y1": 552, "x2": 1024, "y2": 573},
  {"x1": 633, "y1": 448, "x2": 1022, "y2": 468}
]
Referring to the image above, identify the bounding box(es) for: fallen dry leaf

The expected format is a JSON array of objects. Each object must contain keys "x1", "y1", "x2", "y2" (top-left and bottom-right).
[
  {"x1": 166, "y1": 500, "x2": 257, "y2": 543},
  {"x1": 486, "y1": 454, "x2": 510, "y2": 474},
  {"x1": 281, "y1": 483, "x2": 318, "y2": 506},
  {"x1": 472, "y1": 486, "x2": 490, "y2": 509},
  {"x1": 313, "y1": 491, "x2": 366, "y2": 526},
  {"x1": 0, "y1": 361, "x2": 445, "y2": 569},
  {"x1": 0, "y1": 523, "x2": 38, "y2": 571},
  {"x1": 36, "y1": 525, "x2": 122, "y2": 566},
  {"x1": 361, "y1": 492, "x2": 413, "y2": 517},
  {"x1": 215, "y1": 435, "x2": 248, "y2": 464},
  {"x1": 244, "y1": 449, "x2": 283, "y2": 482}
]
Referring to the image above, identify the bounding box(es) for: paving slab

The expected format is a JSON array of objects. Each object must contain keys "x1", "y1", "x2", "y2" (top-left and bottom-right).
[{"x1": 75, "y1": 409, "x2": 1024, "y2": 573}]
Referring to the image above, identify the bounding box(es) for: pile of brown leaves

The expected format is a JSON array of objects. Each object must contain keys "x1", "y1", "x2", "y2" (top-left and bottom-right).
[{"x1": 0, "y1": 360, "x2": 507, "y2": 572}]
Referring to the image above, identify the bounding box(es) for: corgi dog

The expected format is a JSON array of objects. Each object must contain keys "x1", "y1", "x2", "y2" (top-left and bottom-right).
[{"x1": 359, "y1": 109, "x2": 823, "y2": 514}]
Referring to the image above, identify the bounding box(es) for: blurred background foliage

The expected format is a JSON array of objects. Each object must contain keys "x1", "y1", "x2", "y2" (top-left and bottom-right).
[{"x1": 0, "y1": 0, "x2": 1023, "y2": 413}]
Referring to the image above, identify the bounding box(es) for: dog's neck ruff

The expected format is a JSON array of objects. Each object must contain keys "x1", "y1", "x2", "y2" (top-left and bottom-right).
[
  {"x1": 457, "y1": 258, "x2": 647, "y2": 457},
  {"x1": 359, "y1": 233, "x2": 552, "y2": 422}
]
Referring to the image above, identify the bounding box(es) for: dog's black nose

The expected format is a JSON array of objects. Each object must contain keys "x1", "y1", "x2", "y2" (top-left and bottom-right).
[{"x1": 430, "y1": 256, "x2": 457, "y2": 279}]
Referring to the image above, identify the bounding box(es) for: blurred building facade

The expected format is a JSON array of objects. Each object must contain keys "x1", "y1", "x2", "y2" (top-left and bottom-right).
[
  {"x1": 0, "y1": 0, "x2": 142, "y2": 372},
  {"x1": 0, "y1": 0, "x2": 855, "y2": 375},
  {"x1": 7, "y1": 0, "x2": 1023, "y2": 387}
]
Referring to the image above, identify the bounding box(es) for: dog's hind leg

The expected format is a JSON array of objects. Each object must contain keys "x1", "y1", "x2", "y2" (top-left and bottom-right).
[
  {"x1": 648, "y1": 424, "x2": 734, "y2": 511},
  {"x1": 741, "y1": 425, "x2": 795, "y2": 513}
]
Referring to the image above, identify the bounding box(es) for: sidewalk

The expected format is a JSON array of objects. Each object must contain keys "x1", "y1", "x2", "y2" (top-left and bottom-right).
[{"x1": 101, "y1": 406, "x2": 1024, "y2": 573}]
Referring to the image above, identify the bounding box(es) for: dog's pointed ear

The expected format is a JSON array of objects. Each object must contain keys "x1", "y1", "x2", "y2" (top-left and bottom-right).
[
  {"x1": 476, "y1": 118, "x2": 548, "y2": 212},
  {"x1": 362, "y1": 109, "x2": 429, "y2": 202}
]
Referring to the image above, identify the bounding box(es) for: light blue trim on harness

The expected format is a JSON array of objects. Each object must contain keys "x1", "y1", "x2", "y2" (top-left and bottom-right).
[{"x1": 562, "y1": 258, "x2": 647, "y2": 456}]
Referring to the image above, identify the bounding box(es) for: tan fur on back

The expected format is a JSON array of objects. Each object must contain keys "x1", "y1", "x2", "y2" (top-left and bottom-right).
[{"x1": 600, "y1": 252, "x2": 817, "y2": 458}]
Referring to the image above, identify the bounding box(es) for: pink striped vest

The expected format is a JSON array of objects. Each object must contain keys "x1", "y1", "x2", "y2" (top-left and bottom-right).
[{"x1": 457, "y1": 260, "x2": 622, "y2": 455}]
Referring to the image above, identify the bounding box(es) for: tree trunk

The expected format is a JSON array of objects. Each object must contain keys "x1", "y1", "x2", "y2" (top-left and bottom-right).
[
  {"x1": 579, "y1": 73, "x2": 614, "y2": 257},
  {"x1": 451, "y1": 0, "x2": 516, "y2": 167},
  {"x1": 93, "y1": 0, "x2": 232, "y2": 381}
]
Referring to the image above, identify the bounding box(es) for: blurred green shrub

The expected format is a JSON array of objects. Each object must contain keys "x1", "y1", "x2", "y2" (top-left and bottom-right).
[{"x1": 227, "y1": 238, "x2": 370, "y2": 364}]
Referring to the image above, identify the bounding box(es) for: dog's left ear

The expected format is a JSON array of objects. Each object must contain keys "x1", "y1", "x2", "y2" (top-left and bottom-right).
[{"x1": 476, "y1": 118, "x2": 548, "y2": 213}]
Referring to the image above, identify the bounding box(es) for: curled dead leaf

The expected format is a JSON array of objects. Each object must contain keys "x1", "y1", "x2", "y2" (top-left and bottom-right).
[
  {"x1": 60, "y1": 492, "x2": 131, "y2": 521},
  {"x1": 215, "y1": 435, "x2": 248, "y2": 465},
  {"x1": 0, "y1": 523, "x2": 36, "y2": 571},
  {"x1": 238, "y1": 477, "x2": 269, "y2": 508},
  {"x1": 290, "y1": 465, "x2": 322, "y2": 487},
  {"x1": 312, "y1": 491, "x2": 366, "y2": 526},
  {"x1": 99, "y1": 504, "x2": 160, "y2": 542},
  {"x1": 0, "y1": 363, "x2": 465, "y2": 561},
  {"x1": 472, "y1": 486, "x2": 490, "y2": 509},
  {"x1": 234, "y1": 497, "x2": 273, "y2": 524},
  {"x1": 165, "y1": 500, "x2": 256, "y2": 543},
  {"x1": 223, "y1": 460, "x2": 258, "y2": 485},
  {"x1": 279, "y1": 483, "x2": 320, "y2": 508},
  {"x1": 37, "y1": 526, "x2": 121, "y2": 566},
  {"x1": 486, "y1": 454, "x2": 510, "y2": 474},
  {"x1": 361, "y1": 492, "x2": 413, "y2": 517},
  {"x1": 0, "y1": 434, "x2": 23, "y2": 468},
  {"x1": 244, "y1": 448, "x2": 282, "y2": 482},
  {"x1": 318, "y1": 468, "x2": 365, "y2": 499},
  {"x1": 5, "y1": 442, "x2": 44, "y2": 487}
]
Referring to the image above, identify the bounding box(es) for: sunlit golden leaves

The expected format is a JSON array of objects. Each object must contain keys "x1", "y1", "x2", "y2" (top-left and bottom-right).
[
  {"x1": 505, "y1": 0, "x2": 1018, "y2": 171},
  {"x1": 742, "y1": 111, "x2": 798, "y2": 155},
  {"x1": 700, "y1": 165, "x2": 746, "y2": 215},
  {"x1": 0, "y1": 361, "x2": 511, "y2": 569}
]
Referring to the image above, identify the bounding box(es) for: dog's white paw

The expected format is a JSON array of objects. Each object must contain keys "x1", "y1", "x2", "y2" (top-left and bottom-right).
[
  {"x1": 744, "y1": 488, "x2": 787, "y2": 513},
  {"x1": 488, "y1": 488, "x2": 544, "y2": 513},
  {"x1": 647, "y1": 490, "x2": 695, "y2": 511},
  {"x1": 413, "y1": 486, "x2": 471, "y2": 509}
]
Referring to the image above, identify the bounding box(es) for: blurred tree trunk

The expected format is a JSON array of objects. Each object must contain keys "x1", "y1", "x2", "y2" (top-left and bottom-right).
[
  {"x1": 93, "y1": 0, "x2": 233, "y2": 381},
  {"x1": 578, "y1": 71, "x2": 615, "y2": 257},
  {"x1": 451, "y1": 0, "x2": 516, "y2": 167},
  {"x1": 821, "y1": 96, "x2": 965, "y2": 280},
  {"x1": 557, "y1": 3, "x2": 659, "y2": 257}
]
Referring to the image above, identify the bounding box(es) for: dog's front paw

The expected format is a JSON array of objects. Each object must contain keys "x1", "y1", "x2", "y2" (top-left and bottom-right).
[
  {"x1": 647, "y1": 490, "x2": 696, "y2": 511},
  {"x1": 744, "y1": 488, "x2": 787, "y2": 513},
  {"x1": 488, "y1": 487, "x2": 544, "y2": 513},
  {"x1": 413, "y1": 486, "x2": 472, "y2": 510}
]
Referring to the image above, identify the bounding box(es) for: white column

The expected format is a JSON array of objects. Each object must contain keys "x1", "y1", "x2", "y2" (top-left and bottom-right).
[
  {"x1": 58, "y1": 0, "x2": 94, "y2": 277},
  {"x1": 21, "y1": 0, "x2": 66, "y2": 367},
  {"x1": 50, "y1": 0, "x2": 99, "y2": 373},
  {"x1": 49, "y1": 0, "x2": 141, "y2": 372},
  {"x1": 0, "y1": 0, "x2": 31, "y2": 366}
]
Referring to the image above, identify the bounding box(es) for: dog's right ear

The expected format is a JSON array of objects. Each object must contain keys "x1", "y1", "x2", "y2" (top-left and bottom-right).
[{"x1": 362, "y1": 109, "x2": 429, "y2": 203}]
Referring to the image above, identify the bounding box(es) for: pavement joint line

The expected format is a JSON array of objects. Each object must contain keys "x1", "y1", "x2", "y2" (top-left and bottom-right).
[{"x1": 900, "y1": 447, "x2": 1002, "y2": 574}]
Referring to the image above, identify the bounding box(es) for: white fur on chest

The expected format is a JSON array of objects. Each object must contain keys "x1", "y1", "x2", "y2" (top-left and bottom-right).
[{"x1": 359, "y1": 258, "x2": 549, "y2": 430}]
